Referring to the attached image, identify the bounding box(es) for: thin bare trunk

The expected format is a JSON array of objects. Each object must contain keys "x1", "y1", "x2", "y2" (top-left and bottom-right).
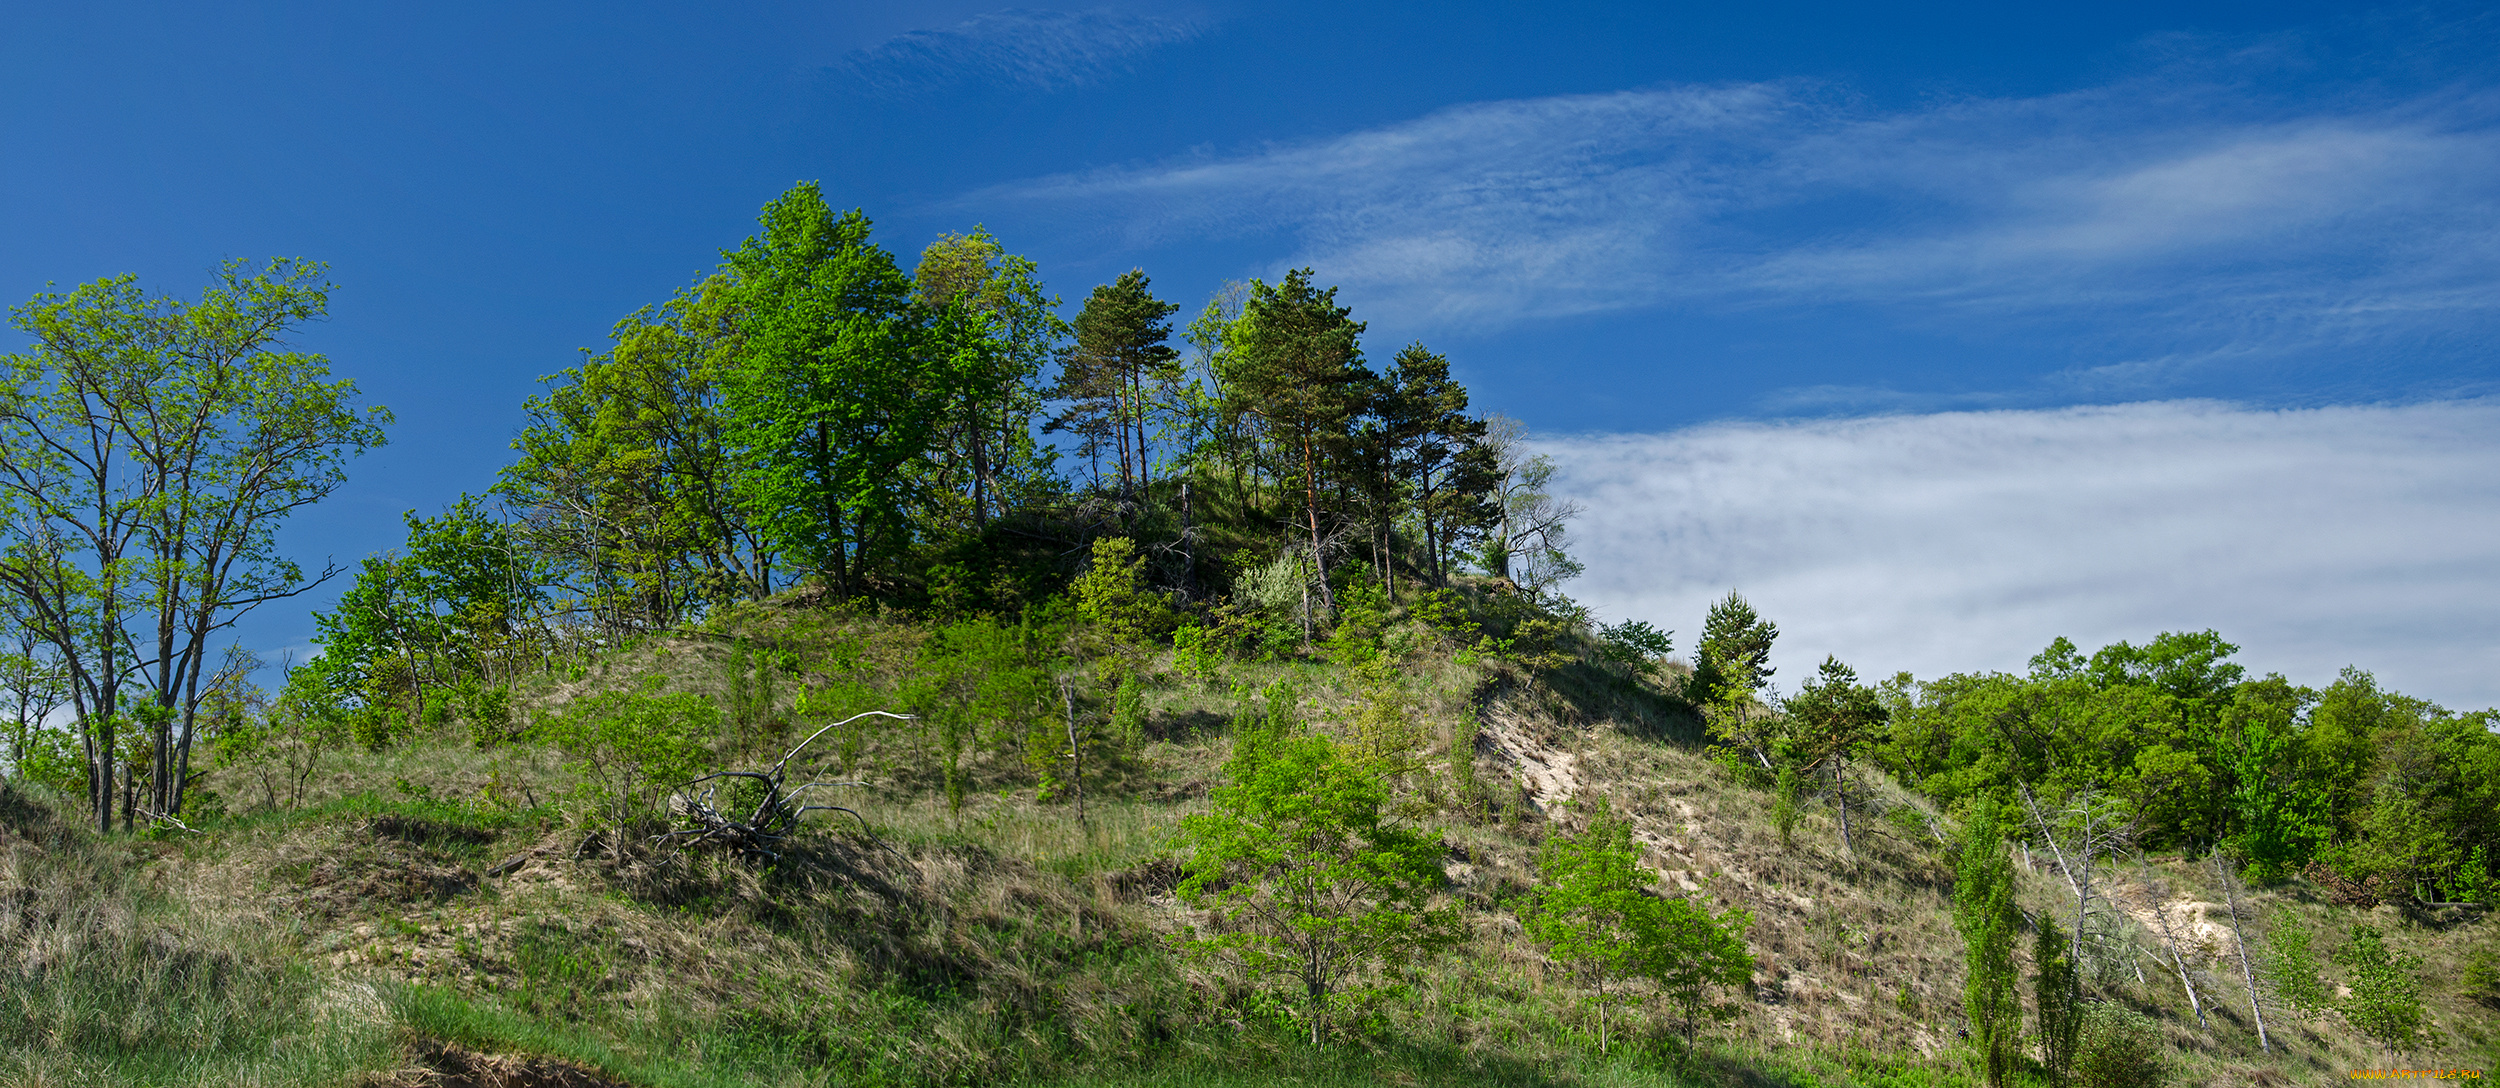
[
  {"x1": 2140, "y1": 857, "x2": 2208, "y2": 1029},
  {"x1": 2214, "y1": 851, "x2": 2270, "y2": 1052}
]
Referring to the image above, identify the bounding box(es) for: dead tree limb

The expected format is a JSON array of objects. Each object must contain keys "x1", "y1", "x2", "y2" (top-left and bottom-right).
[
  {"x1": 654, "y1": 710, "x2": 913, "y2": 863},
  {"x1": 2214, "y1": 849, "x2": 2270, "y2": 1052}
]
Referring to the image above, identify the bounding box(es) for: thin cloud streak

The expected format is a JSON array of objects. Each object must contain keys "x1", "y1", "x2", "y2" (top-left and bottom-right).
[
  {"x1": 988, "y1": 68, "x2": 2500, "y2": 363},
  {"x1": 1544, "y1": 400, "x2": 2500, "y2": 711},
  {"x1": 835, "y1": 8, "x2": 1203, "y2": 96}
]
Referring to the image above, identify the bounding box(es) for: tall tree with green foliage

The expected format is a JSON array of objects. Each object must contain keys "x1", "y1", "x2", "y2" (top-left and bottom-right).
[
  {"x1": 1178, "y1": 685, "x2": 1457, "y2": 1046},
  {"x1": 499, "y1": 274, "x2": 772, "y2": 631},
  {"x1": 1954, "y1": 798, "x2": 2022, "y2": 1088},
  {"x1": 1384, "y1": 344, "x2": 1495, "y2": 588},
  {"x1": 915, "y1": 228, "x2": 1066, "y2": 533},
  {"x1": 1784, "y1": 655, "x2": 1887, "y2": 852},
  {"x1": 1050, "y1": 269, "x2": 1178, "y2": 503},
  {"x1": 1228, "y1": 269, "x2": 1370, "y2": 614},
  {"x1": 714, "y1": 182, "x2": 952, "y2": 599},
  {"x1": 0, "y1": 259, "x2": 388, "y2": 827},
  {"x1": 1527, "y1": 796, "x2": 1656, "y2": 1054},
  {"x1": 1692, "y1": 591, "x2": 1779, "y2": 775}
]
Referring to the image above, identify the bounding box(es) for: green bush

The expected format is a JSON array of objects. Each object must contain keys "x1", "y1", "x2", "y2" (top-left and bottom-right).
[
  {"x1": 2072, "y1": 1003, "x2": 2165, "y2": 1088},
  {"x1": 531, "y1": 680, "x2": 717, "y2": 863}
]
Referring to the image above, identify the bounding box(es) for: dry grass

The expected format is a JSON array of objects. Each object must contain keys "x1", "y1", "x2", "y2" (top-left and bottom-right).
[{"x1": 12, "y1": 594, "x2": 2495, "y2": 1087}]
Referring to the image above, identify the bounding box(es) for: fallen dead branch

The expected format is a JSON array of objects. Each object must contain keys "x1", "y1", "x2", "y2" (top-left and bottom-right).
[{"x1": 654, "y1": 710, "x2": 912, "y2": 863}]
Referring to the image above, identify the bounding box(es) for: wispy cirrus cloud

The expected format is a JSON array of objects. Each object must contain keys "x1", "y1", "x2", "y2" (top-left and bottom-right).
[
  {"x1": 1543, "y1": 399, "x2": 2500, "y2": 711},
  {"x1": 835, "y1": 8, "x2": 1205, "y2": 96},
  {"x1": 987, "y1": 56, "x2": 2500, "y2": 375}
]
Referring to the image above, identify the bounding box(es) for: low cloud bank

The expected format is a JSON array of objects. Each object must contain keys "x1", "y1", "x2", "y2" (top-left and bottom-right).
[{"x1": 1547, "y1": 400, "x2": 2500, "y2": 710}]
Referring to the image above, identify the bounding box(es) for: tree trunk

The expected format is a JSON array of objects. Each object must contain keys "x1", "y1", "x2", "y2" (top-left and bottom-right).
[
  {"x1": 1835, "y1": 758, "x2": 1853, "y2": 854},
  {"x1": 2214, "y1": 851, "x2": 2269, "y2": 1052},
  {"x1": 1181, "y1": 480, "x2": 1196, "y2": 599},
  {"x1": 1301, "y1": 433, "x2": 1334, "y2": 615}
]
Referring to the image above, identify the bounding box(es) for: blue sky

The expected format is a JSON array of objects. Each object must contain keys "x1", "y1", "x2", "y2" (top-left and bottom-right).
[{"x1": 6, "y1": 2, "x2": 2498, "y2": 705}]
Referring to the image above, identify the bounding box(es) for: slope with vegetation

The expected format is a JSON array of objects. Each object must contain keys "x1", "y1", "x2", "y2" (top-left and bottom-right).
[{"x1": 2, "y1": 183, "x2": 2496, "y2": 1087}]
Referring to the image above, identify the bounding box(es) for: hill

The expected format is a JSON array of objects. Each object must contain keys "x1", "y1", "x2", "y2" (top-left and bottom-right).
[{"x1": 3, "y1": 581, "x2": 2493, "y2": 1088}]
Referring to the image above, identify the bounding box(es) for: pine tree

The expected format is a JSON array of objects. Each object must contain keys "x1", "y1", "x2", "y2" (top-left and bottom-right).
[
  {"x1": 1954, "y1": 799, "x2": 2021, "y2": 1088},
  {"x1": 1228, "y1": 269, "x2": 1370, "y2": 614},
  {"x1": 1051, "y1": 270, "x2": 1179, "y2": 503}
]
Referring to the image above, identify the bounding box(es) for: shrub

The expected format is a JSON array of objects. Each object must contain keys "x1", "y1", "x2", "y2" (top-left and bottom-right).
[
  {"x1": 532, "y1": 681, "x2": 716, "y2": 864},
  {"x1": 2072, "y1": 1003, "x2": 2165, "y2": 1088}
]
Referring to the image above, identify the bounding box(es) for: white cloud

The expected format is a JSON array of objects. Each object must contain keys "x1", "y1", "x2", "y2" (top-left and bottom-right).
[
  {"x1": 990, "y1": 72, "x2": 2500, "y2": 360},
  {"x1": 1543, "y1": 400, "x2": 2500, "y2": 711},
  {"x1": 835, "y1": 8, "x2": 1203, "y2": 95}
]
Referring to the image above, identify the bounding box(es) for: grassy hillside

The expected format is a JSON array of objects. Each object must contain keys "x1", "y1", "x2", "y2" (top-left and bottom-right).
[{"x1": 2, "y1": 588, "x2": 2494, "y2": 1088}]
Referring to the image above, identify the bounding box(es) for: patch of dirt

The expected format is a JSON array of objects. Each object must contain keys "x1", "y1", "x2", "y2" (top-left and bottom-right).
[
  {"x1": 1476, "y1": 698, "x2": 1583, "y2": 809},
  {"x1": 363, "y1": 1040, "x2": 631, "y2": 1088}
]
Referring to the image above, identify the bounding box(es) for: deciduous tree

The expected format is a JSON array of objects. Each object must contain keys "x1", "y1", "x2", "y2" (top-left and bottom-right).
[
  {"x1": 1179, "y1": 686, "x2": 1457, "y2": 1045},
  {"x1": 0, "y1": 260, "x2": 387, "y2": 827}
]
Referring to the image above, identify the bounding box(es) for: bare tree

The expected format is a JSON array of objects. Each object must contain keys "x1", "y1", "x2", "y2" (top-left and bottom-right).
[
  {"x1": 2213, "y1": 850, "x2": 2271, "y2": 1052},
  {"x1": 1478, "y1": 415, "x2": 1584, "y2": 601}
]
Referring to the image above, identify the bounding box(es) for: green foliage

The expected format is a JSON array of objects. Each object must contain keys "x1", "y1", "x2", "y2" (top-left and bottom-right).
[
  {"x1": 1952, "y1": 798, "x2": 2020, "y2": 1088},
  {"x1": 1771, "y1": 764, "x2": 1802, "y2": 850},
  {"x1": 1595, "y1": 619, "x2": 1673, "y2": 673},
  {"x1": 0, "y1": 259, "x2": 389, "y2": 828},
  {"x1": 2071, "y1": 1003, "x2": 2166, "y2": 1088},
  {"x1": 1641, "y1": 890, "x2": 1755, "y2": 1047},
  {"x1": 1171, "y1": 621, "x2": 1222, "y2": 687},
  {"x1": 2463, "y1": 936, "x2": 2500, "y2": 1008},
  {"x1": 1178, "y1": 685, "x2": 1459, "y2": 1045},
  {"x1": 713, "y1": 183, "x2": 952, "y2": 598},
  {"x1": 2259, "y1": 906, "x2": 2332, "y2": 1020},
  {"x1": 1049, "y1": 269, "x2": 1179, "y2": 495},
  {"x1": 531, "y1": 681, "x2": 717, "y2": 863},
  {"x1": 1693, "y1": 592, "x2": 1780, "y2": 779},
  {"x1": 1525, "y1": 797, "x2": 1654, "y2": 1054},
  {"x1": 1410, "y1": 589, "x2": 1475, "y2": 641},
  {"x1": 1323, "y1": 577, "x2": 1391, "y2": 666},
  {"x1": 2333, "y1": 924, "x2": 2437, "y2": 1061},
  {"x1": 2033, "y1": 918, "x2": 2081, "y2": 1086},
  {"x1": 1073, "y1": 537, "x2": 1172, "y2": 645},
  {"x1": 1111, "y1": 671, "x2": 1148, "y2": 755}
]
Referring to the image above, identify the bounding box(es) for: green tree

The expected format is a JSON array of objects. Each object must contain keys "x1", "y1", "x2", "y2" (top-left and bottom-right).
[
  {"x1": 2258, "y1": 906, "x2": 2332, "y2": 1020},
  {"x1": 1639, "y1": 890, "x2": 1755, "y2": 1047},
  {"x1": 915, "y1": 228, "x2": 1067, "y2": 534},
  {"x1": 2034, "y1": 917, "x2": 2082, "y2": 1086},
  {"x1": 714, "y1": 183, "x2": 952, "y2": 599},
  {"x1": 1383, "y1": 344, "x2": 1495, "y2": 588},
  {"x1": 2216, "y1": 678, "x2": 2328, "y2": 883},
  {"x1": 1069, "y1": 536, "x2": 1170, "y2": 646},
  {"x1": 2334, "y1": 924, "x2": 2436, "y2": 1064},
  {"x1": 1692, "y1": 591, "x2": 1779, "y2": 775},
  {"x1": 1228, "y1": 269, "x2": 1370, "y2": 615},
  {"x1": 311, "y1": 496, "x2": 537, "y2": 730},
  {"x1": 1049, "y1": 269, "x2": 1178, "y2": 503},
  {"x1": 0, "y1": 259, "x2": 388, "y2": 828},
  {"x1": 1954, "y1": 798, "x2": 2022, "y2": 1088},
  {"x1": 1526, "y1": 797, "x2": 1654, "y2": 1054},
  {"x1": 1784, "y1": 655, "x2": 1887, "y2": 852},
  {"x1": 1178, "y1": 687, "x2": 1457, "y2": 1046},
  {"x1": 499, "y1": 274, "x2": 772, "y2": 631}
]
